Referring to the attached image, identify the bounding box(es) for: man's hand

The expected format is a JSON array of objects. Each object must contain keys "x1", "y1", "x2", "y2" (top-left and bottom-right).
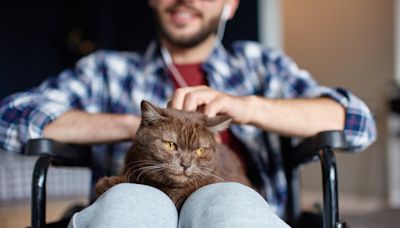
[
  {"x1": 168, "y1": 86, "x2": 255, "y2": 125},
  {"x1": 168, "y1": 86, "x2": 345, "y2": 137}
]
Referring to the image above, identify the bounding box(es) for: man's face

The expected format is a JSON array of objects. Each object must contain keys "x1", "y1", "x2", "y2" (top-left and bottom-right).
[{"x1": 149, "y1": 0, "x2": 228, "y2": 48}]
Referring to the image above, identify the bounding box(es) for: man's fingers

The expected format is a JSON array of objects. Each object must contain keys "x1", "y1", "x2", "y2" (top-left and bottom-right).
[
  {"x1": 204, "y1": 96, "x2": 230, "y2": 118},
  {"x1": 169, "y1": 86, "x2": 208, "y2": 110},
  {"x1": 169, "y1": 87, "x2": 192, "y2": 110},
  {"x1": 183, "y1": 88, "x2": 217, "y2": 111},
  {"x1": 168, "y1": 86, "x2": 244, "y2": 123}
]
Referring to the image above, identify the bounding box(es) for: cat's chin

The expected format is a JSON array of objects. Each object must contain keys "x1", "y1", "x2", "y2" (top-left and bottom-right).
[{"x1": 168, "y1": 173, "x2": 191, "y2": 185}]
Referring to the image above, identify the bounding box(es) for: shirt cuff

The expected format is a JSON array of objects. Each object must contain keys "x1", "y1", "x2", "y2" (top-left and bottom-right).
[
  {"x1": 317, "y1": 87, "x2": 377, "y2": 151},
  {"x1": 26, "y1": 103, "x2": 71, "y2": 140}
]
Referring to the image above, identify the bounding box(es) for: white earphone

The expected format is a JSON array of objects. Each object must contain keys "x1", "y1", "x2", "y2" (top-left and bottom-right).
[
  {"x1": 158, "y1": 2, "x2": 233, "y2": 87},
  {"x1": 221, "y1": 3, "x2": 232, "y2": 21}
]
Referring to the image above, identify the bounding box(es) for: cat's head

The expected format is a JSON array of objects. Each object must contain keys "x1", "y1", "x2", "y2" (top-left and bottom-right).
[{"x1": 131, "y1": 100, "x2": 231, "y2": 186}]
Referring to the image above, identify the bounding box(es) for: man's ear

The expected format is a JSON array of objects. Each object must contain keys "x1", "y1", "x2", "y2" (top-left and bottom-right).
[
  {"x1": 206, "y1": 115, "x2": 232, "y2": 133},
  {"x1": 141, "y1": 100, "x2": 164, "y2": 124},
  {"x1": 225, "y1": 0, "x2": 240, "y2": 20}
]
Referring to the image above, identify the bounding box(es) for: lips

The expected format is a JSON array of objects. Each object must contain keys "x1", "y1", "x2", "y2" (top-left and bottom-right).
[{"x1": 168, "y1": 6, "x2": 201, "y2": 25}]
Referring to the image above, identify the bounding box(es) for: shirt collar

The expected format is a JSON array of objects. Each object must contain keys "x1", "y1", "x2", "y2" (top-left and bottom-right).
[{"x1": 143, "y1": 40, "x2": 233, "y2": 79}]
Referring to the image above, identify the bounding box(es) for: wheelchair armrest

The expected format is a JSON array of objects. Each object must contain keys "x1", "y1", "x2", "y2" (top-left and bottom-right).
[
  {"x1": 288, "y1": 130, "x2": 348, "y2": 168},
  {"x1": 25, "y1": 139, "x2": 92, "y2": 228},
  {"x1": 283, "y1": 130, "x2": 349, "y2": 228},
  {"x1": 24, "y1": 138, "x2": 91, "y2": 167}
]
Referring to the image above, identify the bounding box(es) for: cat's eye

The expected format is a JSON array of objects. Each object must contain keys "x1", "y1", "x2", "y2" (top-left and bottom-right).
[
  {"x1": 195, "y1": 147, "x2": 206, "y2": 157},
  {"x1": 164, "y1": 141, "x2": 177, "y2": 151}
]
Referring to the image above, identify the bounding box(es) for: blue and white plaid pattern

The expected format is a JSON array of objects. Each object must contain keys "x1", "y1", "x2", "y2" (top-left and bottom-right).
[{"x1": 0, "y1": 41, "x2": 376, "y2": 216}]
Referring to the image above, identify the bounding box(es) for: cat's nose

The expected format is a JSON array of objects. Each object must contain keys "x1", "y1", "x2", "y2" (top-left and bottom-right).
[{"x1": 180, "y1": 162, "x2": 191, "y2": 170}]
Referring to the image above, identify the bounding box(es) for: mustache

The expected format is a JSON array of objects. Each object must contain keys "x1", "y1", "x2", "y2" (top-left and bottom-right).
[{"x1": 166, "y1": 3, "x2": 202, "y2": 16}]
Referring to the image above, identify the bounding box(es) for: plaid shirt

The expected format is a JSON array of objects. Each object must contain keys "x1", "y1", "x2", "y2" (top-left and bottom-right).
[{"x1": 0, "y1": 41, "x2": 376, "y2": 216}]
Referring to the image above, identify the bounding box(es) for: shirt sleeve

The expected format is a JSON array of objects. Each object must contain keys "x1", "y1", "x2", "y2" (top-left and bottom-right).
[
  {"x1": 263, "y1": 48, "x2": 377, "y2": 152},
  {"x1": 0, "y1": 51, "x2": 110, "y2": 153}
]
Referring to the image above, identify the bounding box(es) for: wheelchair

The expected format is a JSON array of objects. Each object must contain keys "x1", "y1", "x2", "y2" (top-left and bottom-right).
[{"x1": 25, "y1": 130, "x2": 349, "y2": 228}]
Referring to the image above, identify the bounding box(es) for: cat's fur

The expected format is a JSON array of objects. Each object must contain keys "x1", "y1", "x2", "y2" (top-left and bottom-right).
[{"x1": 95, "y1": 100, "x2": 252, "y2": 209}]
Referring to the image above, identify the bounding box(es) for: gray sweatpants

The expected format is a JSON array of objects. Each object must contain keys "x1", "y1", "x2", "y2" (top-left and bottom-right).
[{"x1": 68, "y1": 182, "x2": 290, "y2": 228}]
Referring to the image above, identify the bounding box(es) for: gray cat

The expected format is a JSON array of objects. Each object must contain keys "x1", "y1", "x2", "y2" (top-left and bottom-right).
[{"x1": 96, "y1": 100, "x2": 252, "y2": 209}]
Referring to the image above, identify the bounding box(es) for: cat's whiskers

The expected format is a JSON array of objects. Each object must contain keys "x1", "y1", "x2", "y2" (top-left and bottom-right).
[
  {"x1": 125, "y1": 160, "x2": 160, "y2": 167},
  {"x1": 124, "y1": 163, "x2": 164, "y2": 182},
  {"x1": 134, "y1": 165, "x2": 164, "y2": 182},
  {"x1": 164, "y1": 163, "x2": 179, "y2": 185},
  {"x1": 126, "y1": 162, "x2": 161, "y2": 172},
  {"x1": 192, "y1": 176, "x2": 199, "y2": 190},
  {"x1": 160, "y1": 172, "x2": 170, "y2": 185},
  {"x1": 156, "y1": 167, "x2": 174, "y2": 186},
  {"x1": 124, "y1": 161, "x2": 163, "y2": 182},
  {"x1": 152, "y1": 163, "x2": 177, "y2": 186},
  {"x1": 199, "y1": 170, "x2": 225, "y2": 182}
]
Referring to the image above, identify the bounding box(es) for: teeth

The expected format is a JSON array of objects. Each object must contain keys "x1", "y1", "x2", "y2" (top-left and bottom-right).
[{"x1": 176, "y1": 12, "x2": 193, "y2": 19}]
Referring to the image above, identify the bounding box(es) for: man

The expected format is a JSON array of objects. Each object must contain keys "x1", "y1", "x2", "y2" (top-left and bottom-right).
[{"x1": 0, "y1": 0, "x2": 376, "y2": 227}]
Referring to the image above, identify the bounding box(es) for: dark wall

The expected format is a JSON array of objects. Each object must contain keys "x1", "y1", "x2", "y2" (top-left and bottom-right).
[{"x1": 0, "y1": 1, "x2": 258, "y2": 99}]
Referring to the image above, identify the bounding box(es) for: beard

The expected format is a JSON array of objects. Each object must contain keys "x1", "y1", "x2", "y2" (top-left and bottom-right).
[{"x1": 154, "y1": 5, "x2": 220, "y2": 48}]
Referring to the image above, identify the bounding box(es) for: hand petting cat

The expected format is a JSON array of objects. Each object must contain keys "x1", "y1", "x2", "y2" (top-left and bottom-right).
[
  {"x1": 168, "y1": 85, "x2": 255, "y2": 125},
  {"x1": 168, "y1": 85, "x2": 346, "y2": 138}
]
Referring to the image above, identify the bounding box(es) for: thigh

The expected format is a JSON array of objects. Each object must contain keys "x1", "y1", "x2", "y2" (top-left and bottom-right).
[
  {"x1": 178, "y1": 182, "x2": 290, "y2": 228},
  {"x1": 68, "y1": 183, "x2": 178, "y2": 228}
]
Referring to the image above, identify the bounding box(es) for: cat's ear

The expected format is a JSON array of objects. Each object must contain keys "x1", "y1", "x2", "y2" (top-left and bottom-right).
[
  {"x1": 206, "y1": 115, "x2": 232, "y2": 133},
  {"x1": 141, "y1": 100, "x2": 164, "y2": 124}
]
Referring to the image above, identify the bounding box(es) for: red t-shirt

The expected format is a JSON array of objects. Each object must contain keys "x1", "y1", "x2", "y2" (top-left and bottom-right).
[{"x1": 171, "y1": 63, "x2": 248, "y2": 166}]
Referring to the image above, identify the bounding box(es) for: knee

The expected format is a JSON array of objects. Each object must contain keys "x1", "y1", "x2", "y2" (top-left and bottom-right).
[
  {"x1": 186, "y1": 182, "x2": 263, "y2": 204},
  {"x1": 102, "y1": 183, "x2": 166, "y2": 197},
  {"x1": 101, "y1": 183, "x2": 164, "y2": 196},
  {"x1": 179, "y1": 183, "x2": 288, "y2": 228},
  {"x1": 181, "y1": 182, "x2": 270, "y2": 217},
  {"x1": 99, "y1": 183, "x2": 175, "y2": 210},
  {"x1": 74, "y1": 183, "x2": 178, "y2": 228}
]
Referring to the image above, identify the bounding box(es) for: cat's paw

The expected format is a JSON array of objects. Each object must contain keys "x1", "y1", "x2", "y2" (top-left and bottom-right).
[{"x1": 95, "y1": 176, "x2": 125, "y2": 197}]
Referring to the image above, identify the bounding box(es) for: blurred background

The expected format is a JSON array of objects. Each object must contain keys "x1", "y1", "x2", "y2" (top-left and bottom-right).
[{"x1": 0, "y1": 0, "x2": 397, "y2": 227}]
